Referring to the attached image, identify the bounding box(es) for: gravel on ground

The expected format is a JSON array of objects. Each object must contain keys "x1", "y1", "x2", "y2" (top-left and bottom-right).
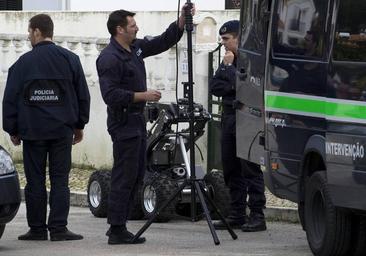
[{"x1": 15, "y1": 163, "x2": 297, "y2": 209}]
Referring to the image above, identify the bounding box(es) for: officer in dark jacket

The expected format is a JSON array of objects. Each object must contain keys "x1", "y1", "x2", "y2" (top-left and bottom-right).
[
  {"x1": 2, "y1": 14, "x2": 90, "y2": 241},
  {"x1": 210, "y1": 20, "x2": 266, "y2": 232},
  {"x1": 96, "y1": 6, "x2": 194, "y2": 245}
]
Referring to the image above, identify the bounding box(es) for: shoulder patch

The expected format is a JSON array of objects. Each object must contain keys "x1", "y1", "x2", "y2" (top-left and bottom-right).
[{"x1": 144, "y1": 35, "x2": 154, "y2": 41}]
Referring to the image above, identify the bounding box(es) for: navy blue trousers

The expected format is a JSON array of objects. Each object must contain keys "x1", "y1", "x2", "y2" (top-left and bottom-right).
[
  {"x1": 22, "y1": 137, "x2": 72, "y2": 232},
  {"x1": 108, "y1": 134, "x2": 146, "y2": 226}
]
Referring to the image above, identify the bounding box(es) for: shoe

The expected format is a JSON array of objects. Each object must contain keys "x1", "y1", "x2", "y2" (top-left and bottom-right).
[
  {"x1": 106, "y1": 228, "x2": 111, "y2": 236},
  {"x1": 108, "y1": 229, "x2": 146, "y2": 245},
  {"x1": 241, "y1": 214, "x2": 267, "y2": 232},
  {"x1": 106, "y1": 225, "x2": 127, "y2": 236},
  {"x1": 18, "y1": 229, "x2": 48, "y2": 241},
  {"x1": 50, "y1": 228, "x2": 83, "y2": 241},
  {"x1": 213, "y1": 215, "x2": 248, "y2": 230}
]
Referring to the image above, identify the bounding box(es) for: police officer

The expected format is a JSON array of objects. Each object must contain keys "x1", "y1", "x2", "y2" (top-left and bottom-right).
[
  {"x1": 2, "y1": 14, "x2": 90, "y2": 241},
  {"x1": 210, "y1": 20, "x2": 267, "y2": 232},
  {"x1": 96, "y1": 6, "x2": 195, "y2": 245}
]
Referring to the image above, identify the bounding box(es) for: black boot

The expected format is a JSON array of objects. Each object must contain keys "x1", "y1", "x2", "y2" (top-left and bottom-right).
[
  {"x1": 18, "y1": 229, "x2": 48, "y2": 241},
  {"x1": 108, "y1": 226, "x2": 146, "y2": 245},
  {"x1": 213, "y1": 215, "x2": 248, "y2": 230},
  {"x1": 241, "y1": 212, "x2": 266, "y2": 232},
  {"x1": 50, "y1": 228, "x2": 83, "y2": 241}
]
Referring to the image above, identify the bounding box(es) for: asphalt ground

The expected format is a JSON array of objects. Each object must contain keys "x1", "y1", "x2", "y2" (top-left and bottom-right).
[{"x1": 0, "y1": 204, "x2": 313, "y2": 256}]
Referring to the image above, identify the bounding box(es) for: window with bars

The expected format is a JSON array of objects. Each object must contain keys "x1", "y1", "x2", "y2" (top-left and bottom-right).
[
  {"x1": 225, "y1": 0, "x2": 241, "y2": 9},
  {"x1": 0, "y1": 0, "x2": 22, "y2": 10}
]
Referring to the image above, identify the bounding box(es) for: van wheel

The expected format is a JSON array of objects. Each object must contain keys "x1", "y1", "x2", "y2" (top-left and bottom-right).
[
  {"x1": 87, "y1": 170, "x2": 111, "y2": 218},
  {"x1": 349, "y1": 215, "x2": 366, "y2": 256},
  {"x1": 204, "y1": 170, "x2": 230, "y2": 219},
  {"x1": 305, "y1": 172, "x2": 351, "y2": 256},
  {"x1": 0, "y1": 224, "x2": 5, "y2": 239},
  {"x1": 142, "y1": 173, "x2": 178, "y2": 222},
  {"x1": 298, "y1": 202, "x2": 306, "y2": 230}
]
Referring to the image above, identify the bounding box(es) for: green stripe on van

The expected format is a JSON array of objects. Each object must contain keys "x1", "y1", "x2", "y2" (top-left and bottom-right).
[{"x1": 265, "y1": 91, "x2": 366, "y2": 122}]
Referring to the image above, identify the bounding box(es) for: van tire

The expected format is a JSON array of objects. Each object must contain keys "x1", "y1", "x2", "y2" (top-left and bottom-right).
[
  {"x1": 305, "y1": 171, "x2": 352, "y2": 256},
  {"x1": 204, "y1": 170, "x2": 230, "y2": 219},
  {"x1": 298, "y1": 202, "x2": 306, "y2": 230},
  {"x1": 0, "y1": 224, "x2": 5, "y2": 239},
  {"x1": 349, "y1": 215, "x2": 366, "y2": 256},
  {"x1": 87, "y1": 170, "x2": 111, "y2": 218}
]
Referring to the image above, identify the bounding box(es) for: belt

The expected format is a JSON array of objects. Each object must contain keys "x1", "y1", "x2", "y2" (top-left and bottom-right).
[{"x1": 127, "y1": 105, "x2": 144, "y2": 114}]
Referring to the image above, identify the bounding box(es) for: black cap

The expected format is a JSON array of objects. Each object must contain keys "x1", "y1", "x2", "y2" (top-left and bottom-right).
[{"x1": 219, "y1": 20, "x2": 240, "y2": 35}]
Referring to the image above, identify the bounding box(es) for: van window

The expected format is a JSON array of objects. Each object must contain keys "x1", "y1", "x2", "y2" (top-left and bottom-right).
[
  {"x1": 240, "y1": 0, "x2": 269, "y2": 53},
  {"x1": 333, "y1": 0, "x2": 366, "y2": 62},
  {"x1": 272, "y1": 0, "x2": 329, "y2": 59},
  {"x1": 240, "y1": 0, "x2": 255, "y2": 51}
]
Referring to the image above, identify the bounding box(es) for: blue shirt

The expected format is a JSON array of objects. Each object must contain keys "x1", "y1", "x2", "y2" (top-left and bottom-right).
[{"x1": 96, "y1": 21, "x2": 183, "y2": 140}]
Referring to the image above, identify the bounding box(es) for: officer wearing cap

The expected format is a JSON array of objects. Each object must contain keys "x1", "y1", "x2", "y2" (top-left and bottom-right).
[
  {"x1": 2, "y1": 14, "x2": 90, "y2": 241},
  {"x1": 210, "y1": 20, "x2": 267, "y2": 232},
  {"x1": 96, "y1": 5, "x2": 195, "y2": 245}
]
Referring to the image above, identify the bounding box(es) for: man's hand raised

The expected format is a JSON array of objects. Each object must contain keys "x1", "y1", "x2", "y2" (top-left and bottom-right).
[
  {"x1": 223, "y1": 51, "x2": 235, "y2": 66},
  {"x1": 178, "y1": 3, "x2": 196, "y2": 30}
]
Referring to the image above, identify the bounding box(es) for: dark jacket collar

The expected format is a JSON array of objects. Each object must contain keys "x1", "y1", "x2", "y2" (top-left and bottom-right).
[
  {"x1": 110, "y1": 37, "x2": 135, "y2": 54},
  {"x1": 33, "y1": 40, "x2": 54, "y2": 48}
]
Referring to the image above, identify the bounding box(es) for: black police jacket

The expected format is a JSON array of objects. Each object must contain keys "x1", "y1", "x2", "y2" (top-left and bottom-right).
[
  {"x1": 210, "y1": 59, "x2": 237, "y2": 114},
  {"x1": 96, "y1": 21, "x2": 183, "y2": 140},
  {"x1": 2, "y1": 41, "x2": 90, "y2": 140}
]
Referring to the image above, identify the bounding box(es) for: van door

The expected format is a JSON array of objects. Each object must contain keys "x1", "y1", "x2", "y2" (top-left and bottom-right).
[
  {"x1": 266, "y1": 0, "x2": 331, "y2": 200},
  {"x1": 326, "y1": 0, "x2": 366, "y2": 210},
  {"x1": 236, "y1": 0, "x2": 271, "y2": 164}
]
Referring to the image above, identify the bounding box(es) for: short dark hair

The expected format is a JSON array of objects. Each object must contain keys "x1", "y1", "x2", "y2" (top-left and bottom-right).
[
  {"x1": 107, "y1": 10, "x2": 135, "y2": 36},
  {"x1": 29, "y1": 14, "x2": 54, "y2": 38}
]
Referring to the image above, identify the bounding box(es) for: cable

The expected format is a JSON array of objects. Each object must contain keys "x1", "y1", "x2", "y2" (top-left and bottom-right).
[
  {"x1": 247, "y1": 130, "x2": 264, "y2": 160},
  {"x1": 195, "y1": 142, "x2": 204, "y2": 161}
]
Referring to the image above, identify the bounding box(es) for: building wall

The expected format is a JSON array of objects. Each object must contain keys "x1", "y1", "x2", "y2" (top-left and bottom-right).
[
  {"x1": 69, "y1": 0, "x2": 224, "y2": 11},
  {"x1": 22, "y1": 0, "x2": 225, "y2": 11},
  {"x1": 0, "y1": 10, "x2": 240, "y2": 169}
]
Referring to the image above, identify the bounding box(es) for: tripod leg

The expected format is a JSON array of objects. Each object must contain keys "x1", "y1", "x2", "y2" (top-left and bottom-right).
[
  {"x1": 193, "y1": 182, "x2": 220, "y2": 245},
  {"x1": 190, "y1": 180, "x2": 197, "y2": 221},
  {"x1": 198, "y1": 181, "x2": 238, "y2": 240},
  {"x1": 132, "y1": 179, "x2": 188, "y2": 243}
]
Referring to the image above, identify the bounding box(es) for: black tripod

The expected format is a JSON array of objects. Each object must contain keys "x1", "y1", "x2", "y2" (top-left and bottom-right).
[{"x1": 133, "y1": 1, "x2": 237, "y2": 245}]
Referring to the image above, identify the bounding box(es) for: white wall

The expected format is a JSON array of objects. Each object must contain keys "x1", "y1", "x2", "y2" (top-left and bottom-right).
[
  {"x1": 70, "y1": 0, "x2": 224, "y2": 11},
  {"x1": 23, "y1": 0, "x2": 225, "y2": 11}
]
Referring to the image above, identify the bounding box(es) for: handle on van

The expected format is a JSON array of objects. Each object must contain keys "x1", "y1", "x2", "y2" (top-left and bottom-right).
[{"x1": 237, "y1": 68, "x2": 247, "y2": 80}]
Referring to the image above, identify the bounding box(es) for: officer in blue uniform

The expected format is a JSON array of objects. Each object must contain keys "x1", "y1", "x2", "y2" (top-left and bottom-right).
[
  {"x1": 96, "y1": 6, "x2": 194, "y2": 245},
  {"x1": 2, "y1": 14, "x2": 90, "y2": 241},
  {"x1": 210, "y1": 20, "x2": 267, "y2": 232}
]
